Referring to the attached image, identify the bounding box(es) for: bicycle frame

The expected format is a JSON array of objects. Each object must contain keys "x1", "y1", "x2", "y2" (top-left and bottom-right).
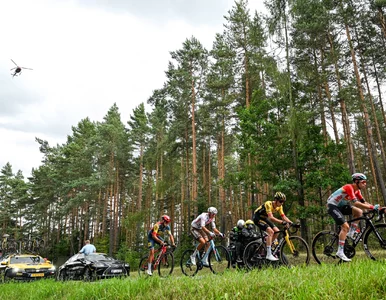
[
  {"x1": 340, "y1": 212, "x2": 382, "y2": 249},
  {"x1": 153, "y1": 244, "x2": 168, "y2": 268},
  {"x1": 312, "y1": 209, "x2": 386, "y2": 263},
  {"x1": 273, "y1": 225, "x2": 300, "y2": 256}
]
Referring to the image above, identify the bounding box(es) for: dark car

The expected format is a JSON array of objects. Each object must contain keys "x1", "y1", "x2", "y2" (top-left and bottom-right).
[
  {"x1": 0, "y1": 254, "x2": 56, "y2": 282},
  {"x1": 56, "y1": 253, "x2": 130, "y2": 281}
]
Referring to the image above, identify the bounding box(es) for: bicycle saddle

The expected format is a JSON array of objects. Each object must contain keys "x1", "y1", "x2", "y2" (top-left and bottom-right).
[{"x1": 3, "y1": 234, "x2": 10, "y2": 238}]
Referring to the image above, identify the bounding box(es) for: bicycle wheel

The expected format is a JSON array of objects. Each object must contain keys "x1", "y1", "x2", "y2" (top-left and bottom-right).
[
  {"x1": 180, "y1": 249, "x2": 198, "y2": 277},
  {"x1": 138, "y1": 255, "x2": 150, "y2": 277},
  {"x1": 208, "y1": 245, "x2": 230, "y2": 274},
  {"x1": 158, "y1": 252, "x2": 174, "y2": 277},
  {"x1": 243, "y1": 240, "x2": 266, "y2": 270},
  {"x1": 312, "y1": 230, "x2": 339, "y2": 264},
  {"x1": 280, "y1": 236, "x2": 310, "y2": 267},
  {"x1": 363, "y1": 223, "x2": 386, "y2": 261}
]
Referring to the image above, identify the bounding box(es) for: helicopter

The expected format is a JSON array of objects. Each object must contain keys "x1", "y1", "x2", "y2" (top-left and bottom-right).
[{"x1": 10, "y1": 59, "x2": 33, "y2": 77}]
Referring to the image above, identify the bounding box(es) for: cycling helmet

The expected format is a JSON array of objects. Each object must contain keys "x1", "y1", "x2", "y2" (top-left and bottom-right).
[
  {"x1": 352, "y1": 173, "x2": 367, "y2": 182},
  {"x1": 237, "y1": 219, "x2": 245, "y2": 229},
  {"x1": 245, "y1": 220, "x2": 254, "y2": 225},
  {"x1": 208, "y1": 207, "x2": 218, "y2": 215},
  {"x1": 274, "y1": 192, "x2": 286, "y2": 201},
  {"x1": 161, "y1": 215, "x2": 171, "y2": 223}
]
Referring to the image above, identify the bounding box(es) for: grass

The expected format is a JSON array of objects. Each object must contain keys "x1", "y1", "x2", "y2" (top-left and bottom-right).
[{"x1": 1, "y1": 258, "x2": 386, "y2": 299}]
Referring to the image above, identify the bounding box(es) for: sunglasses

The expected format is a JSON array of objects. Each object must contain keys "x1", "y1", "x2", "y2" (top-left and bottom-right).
[
  {"x1": 277, "y1": 200, "x2": 285, "y2": 203},
  {"x1": 360, "y1": 180, "x2": 367, "y2": 184}
]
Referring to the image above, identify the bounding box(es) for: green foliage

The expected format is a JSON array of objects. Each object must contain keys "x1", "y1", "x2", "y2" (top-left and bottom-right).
[
  {"x1": 1, "y1": 260, "x2": 386, "y2": 299},
  {"x1": 94, "y1": 235, "x2": 110, "y2": 254}
]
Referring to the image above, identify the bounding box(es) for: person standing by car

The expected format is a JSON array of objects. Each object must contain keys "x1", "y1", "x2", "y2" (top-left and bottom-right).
[
  {"x1": 79, "y1": 240, "x2": 96, "y2": 255},
  {"x1": 147, "y1": 215, "x2": 176, "y2": 276}
]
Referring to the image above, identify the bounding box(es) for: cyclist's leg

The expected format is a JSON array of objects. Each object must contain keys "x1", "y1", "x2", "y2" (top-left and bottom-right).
[
  {"x1": 147, "y1": 233, "x2": 157, "y2": 275},
  {"x1": 260, "y1": 218, "x2": 278, "y2": 261},
  {"x1": 190, "y1": 228, "x2": 206, "y2": 265},
  {"x1": 348, "y1": 206, "x2": 362, "y2": 235},
  {"x1": 328, "y1": 204, "x2": 351, "y2": 261}
]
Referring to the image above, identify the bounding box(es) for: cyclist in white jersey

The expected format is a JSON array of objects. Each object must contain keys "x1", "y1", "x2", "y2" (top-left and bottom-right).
[{"x1": 190, "y1": 207, "x2": 224, "y2": 266}]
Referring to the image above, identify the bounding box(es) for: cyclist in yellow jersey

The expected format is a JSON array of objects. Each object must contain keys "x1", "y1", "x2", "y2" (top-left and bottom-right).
[{"x1": 253, "y1": 192, "x2": 293, "y2": 261}]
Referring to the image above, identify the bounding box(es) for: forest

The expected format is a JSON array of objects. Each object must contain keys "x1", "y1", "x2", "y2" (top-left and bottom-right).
[{"x1": 1, "y1": 0, "x2": 386, "y2": 260}]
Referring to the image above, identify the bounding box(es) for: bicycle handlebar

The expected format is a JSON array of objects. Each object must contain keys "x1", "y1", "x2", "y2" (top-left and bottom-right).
[{"x1": 375, "y1": 207, "x2": 386, "y2": 223}]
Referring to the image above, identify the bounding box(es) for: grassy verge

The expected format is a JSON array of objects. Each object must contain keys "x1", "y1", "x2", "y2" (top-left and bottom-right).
[{"x1": 1, "y1": 259, "x2": 386, "y2": 299}]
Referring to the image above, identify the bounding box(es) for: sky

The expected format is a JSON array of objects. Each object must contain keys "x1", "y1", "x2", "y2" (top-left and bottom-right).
[{"x1": 0, "y1": 0, "x2": 266, "y2": 178}]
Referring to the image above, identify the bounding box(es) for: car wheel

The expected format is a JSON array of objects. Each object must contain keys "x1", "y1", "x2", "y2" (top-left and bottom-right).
[
  {"x1": 57, "y1": 270, "x2": 67, "y2": 281},
  {"x1": 84, "y1": 269, "x2": 97, "y2": 282},
  {"x1": 3, "y1": 271, "x2": 11, "y2": 283}
]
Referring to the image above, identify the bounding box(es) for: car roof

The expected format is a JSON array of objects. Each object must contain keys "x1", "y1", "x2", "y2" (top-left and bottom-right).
[{"x1": 10, "y1": 254, "x2": 42, "y2": 258}]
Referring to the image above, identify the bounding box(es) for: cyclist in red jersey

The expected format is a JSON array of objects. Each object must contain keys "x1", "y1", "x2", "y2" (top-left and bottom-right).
[{"x1": 327, "y1": 173, "x2": 380, "y2": 262}]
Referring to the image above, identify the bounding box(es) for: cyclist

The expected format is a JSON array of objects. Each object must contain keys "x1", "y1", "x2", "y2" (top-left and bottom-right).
[
  {"x1": 147, "y1": 215, "x2": 176, "y2": 275},
  {"x1": 253, "y1": 192, "x2": 294, "y2": 261},
  {"x1": 190, "y1": 207, "x2": 224, "y2": 266},
  {"x1": 243, "y1": 219, "x2": 259, "y2": 243},
  {"x1": 229, "y1": 219, "x2": 245, "y2": 265},
  {"x1": 327, "y1": 173, "x2": 380, "y2": 262}
]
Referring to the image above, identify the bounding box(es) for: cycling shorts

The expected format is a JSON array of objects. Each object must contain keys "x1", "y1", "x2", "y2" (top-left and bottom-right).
[
  {"x1": 190, "y1": 227, "x2": 209, "y2": 240},
  {"x1": 327, "y1": 204, "x2": 352, "y2": 225}
]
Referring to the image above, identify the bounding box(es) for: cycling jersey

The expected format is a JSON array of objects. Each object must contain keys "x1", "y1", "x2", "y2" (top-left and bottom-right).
[
  {"x1": 148, "y1": 222, "x2": 171, "y2": 238},
  {"x1": 191, "y1": 213, "x2": 216, "y2": 230},
  {"x1": 254, "y1": 201, "x2": 285, "y2": 218},
  {"x1": 327, "y1": 184, "x2": 364, "y2": 207}
]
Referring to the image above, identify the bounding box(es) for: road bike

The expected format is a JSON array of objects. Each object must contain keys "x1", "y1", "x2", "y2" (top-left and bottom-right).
[
  {"x1": 227, "y1": 231, "x2": 265, "y2": 269},
  {"x1": 243, "y1": 223, "x2": 310, "y2": 270},
  {"x1": 180, "y1": 235, "x2": 230, "y2": 276},
  {"x1": 138, "y1": 243, "x2": 175, "y2": 277},
  {"x1": 312, "y1": 208, "x2": 386, "y2": 264}
]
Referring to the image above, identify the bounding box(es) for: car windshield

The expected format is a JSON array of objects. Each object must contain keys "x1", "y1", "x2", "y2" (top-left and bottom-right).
[
  {"x1": 85, "y1": 254, "x2": 114, "y2": 262},
  {"x1": 10, "y1": 256, "x2": 43, "y2": 264}
]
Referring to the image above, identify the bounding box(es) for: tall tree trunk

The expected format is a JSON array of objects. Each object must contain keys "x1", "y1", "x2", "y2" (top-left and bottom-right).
[
  {"x1": 321, "y1": 48, "x2": 340, "y2": 143},
  {"x1": 342, "y1": 2, "x2": 386, "y2": 204},
  {"x1": 327, "y1": 31, "x2": 355, "y2": 173},
  {"x1": 191, "y1": 76, "x2": 198, "y2": 205},
  {"x1": 138, "y1": 144, "x2": 144, "y2": 211},
  {"x1": 360, "y1": 52, "x2": 386, "y2": 172}
]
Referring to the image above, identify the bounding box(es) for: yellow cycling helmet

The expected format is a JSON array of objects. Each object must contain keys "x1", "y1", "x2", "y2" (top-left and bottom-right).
[
  {"x1": 274, "y1": 192, "x2": 286, "y2": 201},
  {"x1": 245, "y1": 220, "x2": 254, "y2": 225}
]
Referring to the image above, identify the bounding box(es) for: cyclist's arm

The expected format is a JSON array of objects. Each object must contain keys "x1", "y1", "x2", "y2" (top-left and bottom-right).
[
  {"x1": 151, "y1": 232, "x2": 165, "y2": 245},
  {"x1": 212, "y1": 228, "x2": 221, "y2": 235},
  {"x1": 151, "y1": 224, "x2": 165, "y2": 245},
  {"x1": 267, "y1": 212, "x2": 283, "y2": 224},
  {"x1": 352, "y1": 200, "x2": 375, "y2": 210},
  {"x1": 168, "y1": 233, "x2": 175, "y2": 246},
  {"x1": 201, "y1": 226, "x2": 212, "y2": 236}
]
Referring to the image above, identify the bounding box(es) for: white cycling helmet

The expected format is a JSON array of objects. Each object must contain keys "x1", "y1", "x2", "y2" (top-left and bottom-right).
[
  {"x1": 237, "y1": 219, "x2": 245, "y2": 228},
  {"x1": 208, "y1": 207, "x2": 218, "y2": 214}
]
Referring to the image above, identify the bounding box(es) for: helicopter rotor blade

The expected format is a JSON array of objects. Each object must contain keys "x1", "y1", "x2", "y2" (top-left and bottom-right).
[
  {"x1": 21, "y1": 67, "x2": 33, "y2": 70},
  {"x1": 10, "y1": 67, "x2": 16, "y2": 70},
  {"x1": 11, "y1": 59, "x2": 18, "y2": 66}
]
